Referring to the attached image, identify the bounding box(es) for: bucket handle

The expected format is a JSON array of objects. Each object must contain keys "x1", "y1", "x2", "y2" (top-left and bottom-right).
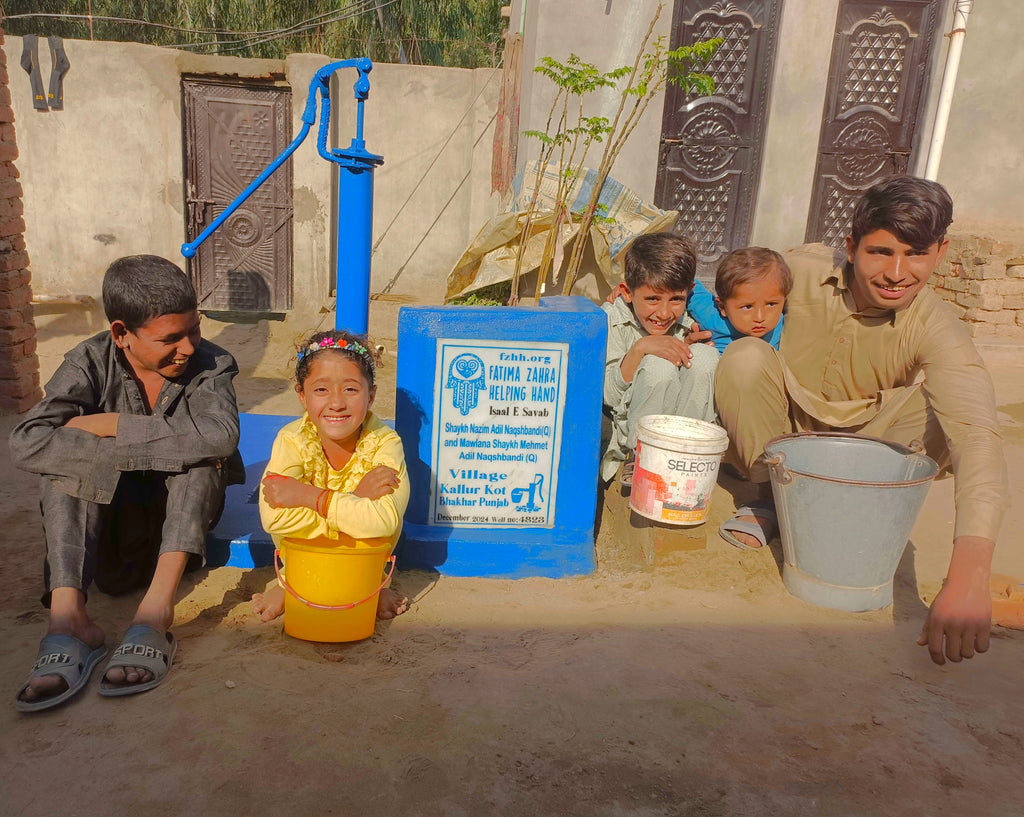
[
  {"x1": 274, "y1": 549, "x2": 396, "y2": 611},
  {"x1": 767, "y1": 452, "x2": 792, "y2": 485}
]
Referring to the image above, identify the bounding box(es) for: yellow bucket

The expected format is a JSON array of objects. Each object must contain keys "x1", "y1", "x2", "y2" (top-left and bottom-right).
[{"x1": 278, "y1": 534, "x2": 395, "y2": 642}]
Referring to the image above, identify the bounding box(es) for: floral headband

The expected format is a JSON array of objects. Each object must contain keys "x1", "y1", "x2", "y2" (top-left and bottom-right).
[{"x1": 297, "y1": 336, "x2": 374, "y2": 371}]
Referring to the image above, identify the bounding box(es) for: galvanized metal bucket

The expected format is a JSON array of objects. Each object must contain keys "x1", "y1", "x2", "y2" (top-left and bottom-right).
[{"x1": 765, "y1": 432, "x2": 939, "y2": 612}]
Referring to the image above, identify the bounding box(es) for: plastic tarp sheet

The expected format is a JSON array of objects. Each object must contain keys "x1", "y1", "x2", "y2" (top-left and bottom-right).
[{"x1": 445, "y1": 160, "x2": 678, "y2": 302}]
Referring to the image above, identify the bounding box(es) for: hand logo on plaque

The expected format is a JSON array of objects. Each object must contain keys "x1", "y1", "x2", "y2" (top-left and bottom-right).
[{"x1": 446, "y1": 353, "x2": 487, "y2": 416}]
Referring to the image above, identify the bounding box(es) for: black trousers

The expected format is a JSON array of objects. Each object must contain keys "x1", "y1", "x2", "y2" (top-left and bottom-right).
[{"x1": 40, "y1": 464, "x2": 227, "y2": 603}]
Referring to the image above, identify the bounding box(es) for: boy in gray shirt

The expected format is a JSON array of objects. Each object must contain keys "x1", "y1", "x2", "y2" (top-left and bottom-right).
[{"x1": 11, "y1": 255, "x2": 243, "y2": 711}]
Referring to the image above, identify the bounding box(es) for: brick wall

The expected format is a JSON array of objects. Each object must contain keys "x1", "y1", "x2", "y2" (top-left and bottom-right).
[
  {"x1": 0, "y1": 23, "x2": 42, "y2": 412},
  {"x1": 932, "y1": 233, "x2": 1024, "y2": 341}
]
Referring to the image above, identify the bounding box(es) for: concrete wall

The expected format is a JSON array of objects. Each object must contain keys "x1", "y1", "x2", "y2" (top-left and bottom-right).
[
  {"x1": 751, "y1": 0, "x2": 839, "y2": 250},
  {"x1": 926, "y1": 0, "x2": 1024, "y2": 234},
  {"x1": 514, "y1": 0, "x2": 669, "y2": 203},
  {"x1": 4, "y1": 37, "x2": 501, "y2": 316},
  {"x1": 511, "y1": 0, "x2": 1024, "y2": 253}
]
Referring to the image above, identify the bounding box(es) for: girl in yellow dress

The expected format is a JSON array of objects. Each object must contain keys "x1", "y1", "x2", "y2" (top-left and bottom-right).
[{"x1": 251, "y1": 330, "x2": 410, "y2": 622}]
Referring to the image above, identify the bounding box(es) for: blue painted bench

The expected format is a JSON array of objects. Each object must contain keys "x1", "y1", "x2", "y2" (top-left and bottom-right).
[{"x1": 205, "y1": 412, "x2": 296, "y2": 568}]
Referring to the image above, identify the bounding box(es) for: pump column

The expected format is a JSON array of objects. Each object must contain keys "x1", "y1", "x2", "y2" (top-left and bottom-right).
[{"x1": 333, "y1": 145, "x2": 382, "y2": 334}]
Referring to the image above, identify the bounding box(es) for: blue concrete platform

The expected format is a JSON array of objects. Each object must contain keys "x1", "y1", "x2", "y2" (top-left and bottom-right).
[
  {"x1": 395, "y1": 296, "x2": 606, "y2": 578},
  {"x1": 205, "y1": 413, "x2": 296, "y2": 568}
]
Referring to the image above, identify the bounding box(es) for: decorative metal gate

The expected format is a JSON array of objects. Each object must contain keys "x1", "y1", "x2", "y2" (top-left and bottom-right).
[
  {"x1": 804, "y1": 1, "x2": 940, "y2": 248},
  {"x1": 183, "y1": 77, "x2": 293, "y2": 312},
  {"x1": 655, "y1": 0, "x2": 782, "y2": 279}
]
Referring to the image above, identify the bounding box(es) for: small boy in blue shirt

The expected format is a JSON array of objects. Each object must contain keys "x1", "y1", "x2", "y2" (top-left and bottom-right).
[{"x1": 687, "y1": 247, "x2": 792, "y2": 354}]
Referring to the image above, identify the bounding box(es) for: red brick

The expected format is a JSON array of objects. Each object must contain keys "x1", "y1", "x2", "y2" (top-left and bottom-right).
[
  {"x1": 0, "y1": 234, "x2": 26, "y2": 253},
  {"x1": 0, "y1": 196, "x2": 23, "y2": 219},
  {"x1": 23, "y1": 335, "x2": 37, "y2": 356},
  {"x1": 0, "y1": 322, "x2": 34, "y2": 344},
  {"x1": 0, "y1": 369, "x2": 41, "y2": 397},
  {"x1": 0, "y1": 65, "x2": 7, "y2": 84},
  {"x1": 0, "y1": 250, "x2": 27, "y2": 272},
  {"x1": 0, "y1": 144, "x2": 17, "y2": 163},
  {"x1": 0, "y1": 356, "x2": 38, "y2": 379},
  {"x1": 0, "y1": 270, "x2": 30, "y2": 292},
  {"x1": 0, "y1": 308, "x2": 25, "y2": 329},
  {"x1": 0, "y1": 177, "x2": 22, "y2": 198},
  {"x1": 0, "y1": 391, "x2": 44, "y2": 415},
  {"x1": 0, "y1": 105, "x2": 13, "y2": 125},
  {"x1": 0, "y1": 304, "x2": 30, "y2": 326},
  {"x1": 0, "y1": 379, "x2": 42, "y2": 400},
  {"x1": 0, "y1": 216, "x2": 25, "y2": 237},
  {"x1": 0, "y1": 162, "x2": 20, "y2": 179},
  {"x1": 0, "y1": 341, "x2": 30, "y2": 364},
  {"x1": 0, "y1": 123, "x2": 15, "y2": 143},
  {"x1": 0, "y1": 202, "x2": 22, "y2": 221},
  {"x1": 0, "y1": 284, "x2": 30, "y2": 308},
  {"x1": 0, "y1": 87, "x2": 10, "y2": 106}
]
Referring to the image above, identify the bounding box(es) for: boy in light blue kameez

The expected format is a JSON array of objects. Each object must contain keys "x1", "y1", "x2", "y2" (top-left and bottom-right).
[{"x1": 600, "y1": 233, "x2": 718, "y2": 482}]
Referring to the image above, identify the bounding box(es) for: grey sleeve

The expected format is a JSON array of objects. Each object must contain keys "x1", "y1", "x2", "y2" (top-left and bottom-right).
[
  {"x1": 9, "y1": 359, "x2": 121, "y2": 502},
  {"x1": 603, "y1": 318, "x2": 631, "y2": 409},
  {"x1": 113, "y1": 356, "x2": 241, "y2": 470}
]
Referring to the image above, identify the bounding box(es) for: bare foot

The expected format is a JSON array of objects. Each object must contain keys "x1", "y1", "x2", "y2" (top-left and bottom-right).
[
  {"x1": 376, "y1": 587, "x2": 409, "y2": 620},
  {"x1": 727, "y1": 512, "x2": 776, "y2": 549},
  {"x1": 18, "y1": 612, "x2": 105, "y2": 705},
  {"x1": 103, "y1": 597, "x2": 175, "y2": 687},
  {"x1": 251, "y1": 584, "x2": 286, "y2": 622}
]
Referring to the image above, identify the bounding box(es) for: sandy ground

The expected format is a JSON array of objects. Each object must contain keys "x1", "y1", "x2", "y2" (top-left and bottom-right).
[{"x1": 2, "y1": 300, "x2": 1023, "y2": 816}]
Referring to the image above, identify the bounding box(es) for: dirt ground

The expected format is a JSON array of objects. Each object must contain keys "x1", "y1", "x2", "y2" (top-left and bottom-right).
[{"x1": 2, "y1": 300, "x2": 1023, "y2": 817}]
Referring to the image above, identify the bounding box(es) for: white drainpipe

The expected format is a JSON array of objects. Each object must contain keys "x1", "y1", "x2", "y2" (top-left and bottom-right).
[{"x1": 924, "y1": 0, "x2": 973, "y2": 180}]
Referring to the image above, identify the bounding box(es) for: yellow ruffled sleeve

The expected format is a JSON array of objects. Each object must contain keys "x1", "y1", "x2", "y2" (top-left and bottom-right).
[
  {"x1": 258, "y1": 419, "x2": 333, "y2": 545},
  {"x1": 323, "y1": 428, "x2": 409, "y2": 543}
]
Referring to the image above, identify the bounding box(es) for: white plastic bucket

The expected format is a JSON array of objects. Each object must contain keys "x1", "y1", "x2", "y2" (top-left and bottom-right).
[{"x1": 629, "y1": 415, "x2": 729, "y2": 526}]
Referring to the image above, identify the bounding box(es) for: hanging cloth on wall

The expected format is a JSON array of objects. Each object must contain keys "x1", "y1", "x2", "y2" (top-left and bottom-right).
[
  {"x1": 47, "y1": 37, "x2": 70, "y2": 110},
  {"x1": 490, "y1": 31, "x2": 523, "y2": 198},
  {"x1": 20, "y1": 35, "x2": 48, "y2": 111}
]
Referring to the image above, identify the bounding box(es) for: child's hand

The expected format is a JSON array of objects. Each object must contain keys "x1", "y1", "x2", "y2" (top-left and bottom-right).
[
  {"x1": 65, "y1": 412, "x2": 119, "y2": 437},
  {"x1": 635, "y1": 335, "x2": 694, "y2": 368},
  {"x1": 353, "y1": 465, "x2": 400, "y2": 499},
  {"x1": 262, "y1": 473, "x2": 319, "y2": 509},
  {"x1": 684, "y1": 322, "x2": 714, "y2": 347},
  {"x1": 606, "y1": 283, "x2": 629, "y2": 304}
]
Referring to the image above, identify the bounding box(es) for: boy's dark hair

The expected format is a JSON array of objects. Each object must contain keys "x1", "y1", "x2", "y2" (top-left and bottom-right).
[
  {"x1": 624, "y1": 232, "x2": 697, "y2": 293},
  {"x1": 102, "y1": 255, "x2": 197, "y2": 331},
  {"x1": 850, "y1": 175, "x2": 953, "y2": 250},
  {"x1": 714, "y1": 247, "x2": 793, "y2": 302},
  {"x1": 295, "y1": 330, "x2": 380, "y2": 390}
]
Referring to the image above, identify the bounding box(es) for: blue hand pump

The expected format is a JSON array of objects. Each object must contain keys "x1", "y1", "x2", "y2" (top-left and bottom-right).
[{"x1": 181, "y1": 59, "x2": 383, "y2": 335}]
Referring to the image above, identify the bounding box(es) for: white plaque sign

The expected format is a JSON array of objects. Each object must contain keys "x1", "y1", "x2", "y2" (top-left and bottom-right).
[{"x1": 430, "y1": 338, "x2": 568, "y2": 527}]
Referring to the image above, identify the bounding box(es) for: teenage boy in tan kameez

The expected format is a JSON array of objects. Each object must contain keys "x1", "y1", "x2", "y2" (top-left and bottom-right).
[{"x1": 714, "y1": 176, "x2": 1007, "y2": 667}]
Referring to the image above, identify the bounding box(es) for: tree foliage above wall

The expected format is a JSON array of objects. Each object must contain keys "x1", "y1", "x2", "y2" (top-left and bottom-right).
[{"x1": 2, "y1": 0, "x2": 506, "y2": 67}]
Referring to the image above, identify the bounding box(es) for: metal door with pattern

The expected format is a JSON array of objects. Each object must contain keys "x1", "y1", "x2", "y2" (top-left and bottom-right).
[
  {"x1": 183, "y1": 78, "x2": 293, "y2": 312},
  {"x1": 805, "y1": 1, "x2": 939, "y2": 248},
  {"x1": 655, "y1": 0, "x2": 782, "y2": 279}
]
